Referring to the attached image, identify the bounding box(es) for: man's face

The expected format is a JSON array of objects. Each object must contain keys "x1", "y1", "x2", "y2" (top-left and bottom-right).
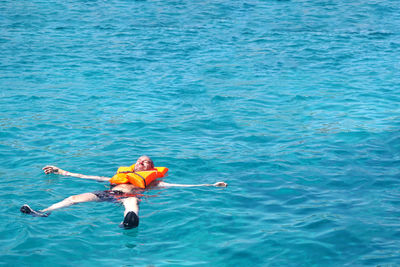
[{"x1": 134, "y1": 156, "x2": 154, "y2": 172}]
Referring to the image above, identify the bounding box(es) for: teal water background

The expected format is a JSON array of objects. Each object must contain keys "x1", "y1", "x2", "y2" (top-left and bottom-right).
[{"x1": 1, "y1": 0, "x2": 400, "y2": 266}]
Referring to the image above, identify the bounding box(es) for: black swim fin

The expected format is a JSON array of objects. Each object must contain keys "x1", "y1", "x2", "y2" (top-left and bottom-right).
[
  {"x1": 20, "y1": 204, "x2": 49, "y2": 217},
  {"x1": 120, "y1": 211, "x2": 139, "y2": 229}
]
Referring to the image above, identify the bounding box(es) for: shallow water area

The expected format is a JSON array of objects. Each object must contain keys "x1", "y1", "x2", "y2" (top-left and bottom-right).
[{"x1": 1, "y1": 0, "x2": 400, "y2": 266}]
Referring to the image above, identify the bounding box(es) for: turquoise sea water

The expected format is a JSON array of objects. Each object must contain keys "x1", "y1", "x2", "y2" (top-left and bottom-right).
[{"x1": 1, "y1": 0, "x2": 400, "y2": 266}]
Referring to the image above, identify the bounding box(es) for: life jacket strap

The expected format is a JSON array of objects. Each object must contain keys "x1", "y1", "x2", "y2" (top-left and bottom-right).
[{"x1": 131, "y1": 172, "x2": 147, "y2": 188}]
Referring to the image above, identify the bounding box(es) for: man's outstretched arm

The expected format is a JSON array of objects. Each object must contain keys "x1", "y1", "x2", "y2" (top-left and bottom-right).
[
  {"x1": 42, "y1": 165, "x2": 110, "y2": 182},
  {"x1": 157, "y1": 181, "x2": 228, "y2": 188}
]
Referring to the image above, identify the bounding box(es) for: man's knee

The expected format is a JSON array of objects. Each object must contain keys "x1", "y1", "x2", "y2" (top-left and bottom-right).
[
  {"x1": 66, "y1": 195, "x2": 79, "y2": 204},
  {"x1": 66, "y1": 193, "x2": 96, "y2": 204}
]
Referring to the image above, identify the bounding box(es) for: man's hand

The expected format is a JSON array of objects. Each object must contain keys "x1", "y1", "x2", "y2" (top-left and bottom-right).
[
  {"x1": 214, "y1": 182, "x2": 228, "y2": 187},
  {"x1": 42, "y1": 165, "x2": 65, "y2": 175},
  {"x1": 42, "y1": 166, "x2": 109, "y2": 181}
]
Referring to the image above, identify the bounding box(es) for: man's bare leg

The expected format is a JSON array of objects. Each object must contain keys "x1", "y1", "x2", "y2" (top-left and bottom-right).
[
  {"x1": 120, "y1": 197, "x2": 140, "y2": 229},
  {"x1": 21, "y1": 193, "x2": 99, "y2": 217}
]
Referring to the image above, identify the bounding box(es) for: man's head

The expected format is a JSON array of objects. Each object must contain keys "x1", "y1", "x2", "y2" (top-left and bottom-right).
[{"x1": 134, "y1": 156, "x2": 154, "y2": 172}]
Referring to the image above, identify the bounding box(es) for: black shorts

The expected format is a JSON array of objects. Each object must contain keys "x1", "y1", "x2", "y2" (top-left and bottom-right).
[{"x1": 93, "y1": 190, "x2": 141, "y2": 202}]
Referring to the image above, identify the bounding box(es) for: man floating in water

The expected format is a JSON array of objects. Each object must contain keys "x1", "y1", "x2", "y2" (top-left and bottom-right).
[{"x1": 20, "y1": 156, "x2": 227, "y2": 229}]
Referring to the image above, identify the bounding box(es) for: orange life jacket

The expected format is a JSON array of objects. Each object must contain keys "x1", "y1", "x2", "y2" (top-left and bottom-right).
[{"x1": 109, "y1": 164, "x2": 168, "y2": 188}]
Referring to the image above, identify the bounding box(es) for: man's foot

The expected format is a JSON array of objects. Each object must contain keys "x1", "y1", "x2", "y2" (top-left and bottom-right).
[
  {"x1": 120, "y1": 211, "x2": 139, "y2": 229},
  {"x1": 20, "y1": 204, "x2": 49, "y2": 217}
]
